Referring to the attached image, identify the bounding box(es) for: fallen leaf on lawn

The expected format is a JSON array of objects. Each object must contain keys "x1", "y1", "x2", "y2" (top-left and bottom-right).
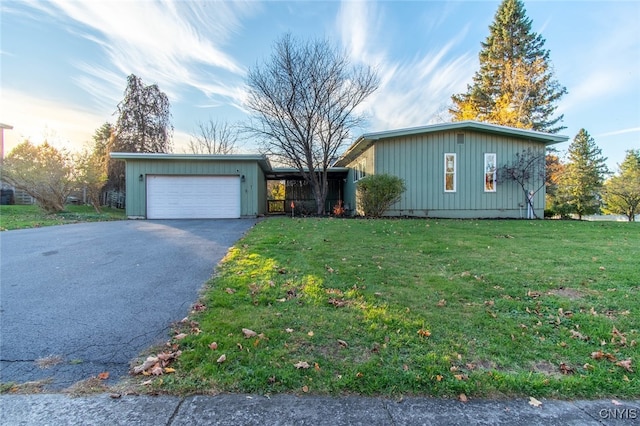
[
  {"x1": 337, "y1": 339, "x2": 348, "y2": 348},
  {"x1": 591, "y1": 351, "x2": 616, "y2": 362},
  {"x1": 141, "y1": 379, "x2": 153, "y2": 386},
  {"x1": 253, "y1": 339, "x2": 260, "y2": 347},
  {"x1": 314, "y1": 362, "x2": 321, "y2": 371},
  {"x1": 436, "y1": 299, "x2": 447, "y2": 307},
  {"x1": 216, "y1": 354, "x2": 226, "y2": 363},
  {"x1": 242, "y1": 328, "x2": 257, "y2": 338},
  {"x1": 277, "y1": 298, "x2": 287, "y2": 302},
  {"x1": 164, "y1": 367, "x2": 176, "y2": 373},
  {"x1": 325, "y1": 265, "x2": 335, "y2": 273},
  {"x1": 307, "y1": 331, "x2": 314, "y2": 337},
  {"x1": 570, "y1": 330, "x2": 589, "y2": 341},
  {"x1": 623, "y1": 375, "x2": 630, "y2": 382},
  {"x1": 454, "y1": 374, "x2": 467, "y2": 381},
  {"x1": 356, "y1": 372, "x2": 364, "y2": 378},
  {"x1": 97, "y1": 372, "x2": 109, "y2": 380},
  {"x1": 529, "y1": 397, "x2": 542, "y2": 407},
  {"x1": 436, "y1": 375, "x2": 443, "y2": 382},
  {"x1": 599, "y1": 266, "x2": 606, "y2": 271},
  {"x1": 174, "y1": 333, "x2": 188, "y2": 340},
  {"x1": 132, "y1": 356, "x2": 159, "y2": 375},
  {"x1": 157, "y1": 351, "x2": 182, "y2": 364},
  {"x1": 611, "y1": 327, "x2": 627, "y2": 346},
  {"x1": 209, "y1": 342, "x2": 218, "y2": 350},
  {"x1": 302, "y1": 385, "x2": 309, "y2": 393},
  {"x1": 151, "y1": 365, "x2": 164, "y2": 376},
  {"x1": 459, "y1": 393, "x2": 468, "y2": 403},
  {"x1": 559, "y1": 363, "x2": 574, "y2": 375},
  {"x1": 237, "y1": 343, "x2": 243, "y2": 351},
  {"x1": 225, "y1": 288, "x2": 236, "y2": 294},
  {"x1": 417, "y1": 329, "x2": 431, "y2": 337},
  {"x1": 294, "y1": 361, "x2": 310, "y2": 369},
  {"x1": 286, "y1": 328, "x2": 294, "y2": 333},
  {"x1": 615, "y1": 359, "x2": 633, "y2": 372},
  {"x1": 192, "y1": 302, "x2": 206, "y2": 311},
  {"x1": 402, "y1": 364, "x2": 409, "y2": 371}
]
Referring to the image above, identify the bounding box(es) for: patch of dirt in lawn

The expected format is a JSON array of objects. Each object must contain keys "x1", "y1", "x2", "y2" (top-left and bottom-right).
[
  {"x1": 531, "y1": 361, "x2": 562, "y2": 377},
  {"x1": 547, "y1": 288, "x2": 583, "y2": 300}
]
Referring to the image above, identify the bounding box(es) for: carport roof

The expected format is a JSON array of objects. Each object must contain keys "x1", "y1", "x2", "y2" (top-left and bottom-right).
[{"x1": 110, "y1": 152, "x2": 273, "y2": 172}]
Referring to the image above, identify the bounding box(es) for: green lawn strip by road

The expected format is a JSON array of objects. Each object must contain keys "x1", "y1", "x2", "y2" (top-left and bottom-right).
[
  {"x1": 146, "y1": 218, "x2": 639, "y2": 398},
  {"x1": 0, "y1": 205, "x2": 125, "y2": 230}
]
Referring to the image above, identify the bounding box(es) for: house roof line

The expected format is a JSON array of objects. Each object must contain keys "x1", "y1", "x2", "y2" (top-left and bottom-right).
[
  {"x1": 110, "y1": 152, "x2": 273, "y2": 172},
  {"x1": 335, "y1": 121, "x2": 569, "y2": 166}
]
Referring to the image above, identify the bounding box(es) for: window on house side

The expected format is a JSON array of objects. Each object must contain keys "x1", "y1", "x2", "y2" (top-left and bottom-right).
[
  {"x1": 484, "y1": 153, "x2": 497, "y2": 192},
  {"x1": 445, "y1": 153, "x2": 456, "y2": 192},
  {"x1": 353, "y1": 160, "x2": 366, "y2": 182}
]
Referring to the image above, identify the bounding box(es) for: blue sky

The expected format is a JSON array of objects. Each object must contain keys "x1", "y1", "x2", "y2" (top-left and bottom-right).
[{"x1": 1, "y1": 0, "x2": 638, "y2": 171}]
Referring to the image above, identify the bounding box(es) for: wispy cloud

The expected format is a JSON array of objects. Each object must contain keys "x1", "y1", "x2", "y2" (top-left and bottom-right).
[
  {"x1": 18, "y1": 0, "x2": 259, "y2": 108},
  {"x1": 335, "y1": 0, "x2": 475, "y2": 131}
]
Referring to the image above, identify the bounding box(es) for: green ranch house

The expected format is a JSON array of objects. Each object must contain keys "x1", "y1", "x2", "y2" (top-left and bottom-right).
[{"x1": 111, "y1": 121, "x2": 568, "y2": 220}]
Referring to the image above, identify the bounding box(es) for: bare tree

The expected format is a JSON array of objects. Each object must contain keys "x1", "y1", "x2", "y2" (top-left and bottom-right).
[
  {"x1": 1, "y1": 140, "x2": 74, "y2": 213},
  {"x1": 245, "y1": 33, "x2": 379, "y2": 215},
  {"x1": 498, "y1": 148, "x2": 546, "y2": 219},
  {"x1": 187, "y1": 119, "x2": 238, "y2": 154}
]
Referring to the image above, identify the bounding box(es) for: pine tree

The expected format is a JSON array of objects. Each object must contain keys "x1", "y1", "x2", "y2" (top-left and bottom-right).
[
  {"x1": 602, "y1": 150, "x2": 640, "y2": 221},
  {"x1": 450, "y1": 0, "x2": 567, "y2": 133},
  {"x1": 558, "y1": 129, "x2": 608, "y2": 219}
]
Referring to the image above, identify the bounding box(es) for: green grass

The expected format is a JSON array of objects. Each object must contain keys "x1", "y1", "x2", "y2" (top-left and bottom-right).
[
  {"x1": 141, "y1": 218, "x2": 639, "y2": 398},
  {"x1": 0, "y1": 204, "x2": 125, "y2": 230}
]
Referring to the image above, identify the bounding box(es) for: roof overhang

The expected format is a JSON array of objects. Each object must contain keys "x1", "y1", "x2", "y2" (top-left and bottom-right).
[
  {"x1": 265, "y1": 167, "x2": 349, "y2": 180},
  {"x1": 334, "y1": 121, "x2": 569, "y2": 166},
  {"x1": 110, "y1": 152, "x2": 273, "y2": 172}
]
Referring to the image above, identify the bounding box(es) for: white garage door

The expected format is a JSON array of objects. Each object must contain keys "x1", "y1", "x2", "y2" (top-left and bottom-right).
[{"x1": 147, "y1": 175, "x2": 241, "y2": 219}]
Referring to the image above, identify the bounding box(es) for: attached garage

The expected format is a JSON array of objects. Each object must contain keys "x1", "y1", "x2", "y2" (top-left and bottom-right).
[
  {"x1": 110, "y1": 153, "x2": 271, "y2": 219},
  {"x1": 146, "y1": 175, "x2": 240, "y2": 219}
]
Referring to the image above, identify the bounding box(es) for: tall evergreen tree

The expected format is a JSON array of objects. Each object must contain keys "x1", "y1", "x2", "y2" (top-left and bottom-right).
[
  {"x1": 558, "y1": 129, "x2": 608, "y2": 219},
  {"x1": 602, "y1": 150, "x2": 640, "y2": 221},
  {"x1": 450, "y1": 0, "x2": 567, "y2": 133}
]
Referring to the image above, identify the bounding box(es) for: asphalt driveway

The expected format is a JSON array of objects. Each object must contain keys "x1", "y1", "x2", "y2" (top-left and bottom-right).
[{"x1": 0, "y1": 219, "x2": 258, "y2": 390}]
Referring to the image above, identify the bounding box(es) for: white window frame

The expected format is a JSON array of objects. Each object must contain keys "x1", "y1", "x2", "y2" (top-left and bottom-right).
[
  {"x1": 484, "y1": 153, "x2": 497, "y2": 192},
  {"x1": 353, "y1": 160, "x2": 366, "y2": 182},
  {"x1": 444, "y1": 153, "x2": 456, "y2": 193}
]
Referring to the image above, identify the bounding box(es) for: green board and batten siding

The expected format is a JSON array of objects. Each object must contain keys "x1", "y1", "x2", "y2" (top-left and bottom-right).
[
  {"x1": 336, "y1": 122, "x2": 567, "y2": 219},
  {"x1": 111, "y1": 154, "x2": 270, "y2": 219}
]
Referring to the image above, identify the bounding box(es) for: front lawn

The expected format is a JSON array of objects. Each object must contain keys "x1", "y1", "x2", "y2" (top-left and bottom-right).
[
  {"x1": 144, "y1": 218, "x2": 639, "y2": 398},
  {"x1": 0, "y1": 205, "x2": 125, "y2": 230}
]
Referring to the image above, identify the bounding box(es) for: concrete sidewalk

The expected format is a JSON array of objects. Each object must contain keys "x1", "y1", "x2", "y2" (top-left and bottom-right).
[{"x1": 1, "y1": 393, "x2": 638, "y2": 425}]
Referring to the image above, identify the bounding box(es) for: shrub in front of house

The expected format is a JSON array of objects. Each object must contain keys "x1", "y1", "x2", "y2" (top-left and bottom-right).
[{"x1": 356, "y1": 174, "x2": 406, "y2": 217}]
